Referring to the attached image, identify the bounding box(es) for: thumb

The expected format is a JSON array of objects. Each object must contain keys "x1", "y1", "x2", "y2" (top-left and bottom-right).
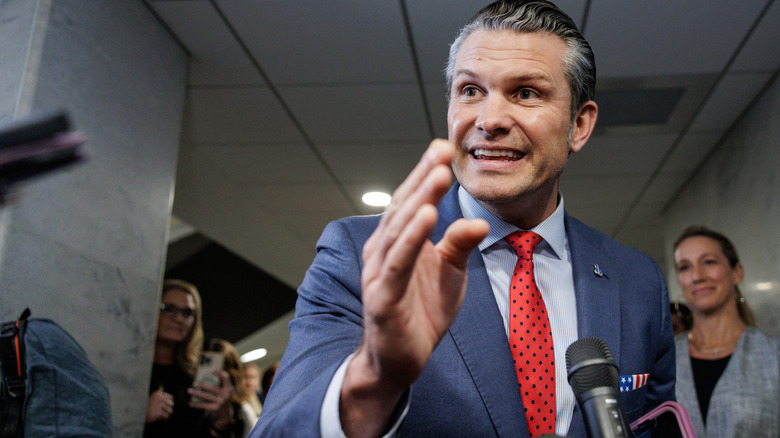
[{"x1": 436, "y1": 218, "x2": 489, "y2": 269}]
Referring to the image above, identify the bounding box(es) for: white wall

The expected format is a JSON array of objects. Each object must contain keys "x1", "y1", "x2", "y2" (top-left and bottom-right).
[
  {"x1": 0, "y1": 0, "x2": 186, "y2": 435},
  {"x1": 663, "y1": 74, "x2": 780, "y2": 338}
]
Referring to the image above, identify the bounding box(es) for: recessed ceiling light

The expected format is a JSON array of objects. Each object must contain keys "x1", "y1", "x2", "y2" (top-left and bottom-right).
[
  {"x1": 755, "y1": 282, "x2": 774, "y2": 291},
  {"x1": 362, "y1": 191, "x2": 391, "y2": 207},
  {"x1": 240, "y1": 348, "x2": 268, "y2": 363}
]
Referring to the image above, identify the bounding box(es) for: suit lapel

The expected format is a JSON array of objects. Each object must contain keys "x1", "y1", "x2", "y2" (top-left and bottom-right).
[
  {"x1": 565, "y1": 215, "x2": 621, "y2": 358},
  {"x1": 565, "y1": 215, "x2": 622, "y2": 437},
  {"x1": 564, "y1": 214, "x2": 620, "y2": 436},
  {"x1": 565, "y1": 215, "x2": 620, "y2": 359},
  {"x1": 434, "y1": 186, "x2": 529, "y2": 437}
]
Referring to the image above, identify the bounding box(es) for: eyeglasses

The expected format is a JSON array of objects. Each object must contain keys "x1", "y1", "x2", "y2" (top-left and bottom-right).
[{"x1": 159, "y1": 302, "x2": 196, "y2": 319}]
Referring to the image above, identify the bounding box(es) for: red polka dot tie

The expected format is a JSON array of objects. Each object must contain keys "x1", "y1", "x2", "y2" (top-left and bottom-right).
[{"x1": 505, "y1": 231, "x2": 556, "y2": 437}]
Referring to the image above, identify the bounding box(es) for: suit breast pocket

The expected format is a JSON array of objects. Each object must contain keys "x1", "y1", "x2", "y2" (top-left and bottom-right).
[{"x1": 621, "y1": 386, "x2": 648, "y2": 423}]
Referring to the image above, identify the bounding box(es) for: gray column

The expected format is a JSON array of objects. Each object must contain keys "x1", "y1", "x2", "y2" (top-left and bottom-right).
[{"x1": 0, "y1": 0, "x2": 187, "y2": 436}]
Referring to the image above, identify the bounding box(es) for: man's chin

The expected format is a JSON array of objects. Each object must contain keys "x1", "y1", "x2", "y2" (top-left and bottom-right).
[{"x1": 463, "y1": 183, "x2": 528, "y2": 206}]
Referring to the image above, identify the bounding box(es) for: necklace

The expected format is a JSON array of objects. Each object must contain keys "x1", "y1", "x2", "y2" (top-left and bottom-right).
[{"x1": 687, "y1": 331, "x2": 740, "y2": 356}]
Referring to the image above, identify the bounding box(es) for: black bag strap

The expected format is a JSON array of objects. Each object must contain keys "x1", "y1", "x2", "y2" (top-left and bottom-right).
[{"x1": 1, "y1": 308, "x2": 31, "y2": 438}]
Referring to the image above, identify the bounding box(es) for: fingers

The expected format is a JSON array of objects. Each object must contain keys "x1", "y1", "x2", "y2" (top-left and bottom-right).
[
  {"x1": 436, "y1": 219, "x2": 490, "y2": 270},
  {"x1": 364, "y1": 139, "x2": 454, "y2": 263},
  {"x1": 160, "y1": 395, "x2": 173, "y2": 417},
  {"x1": 147, "y1": 391, "x2": 173, "y2": 422},
  {"x1": 379, "y1": 204, "x2": 440, "y2": 294},
  {"x1": 190, "y1": 371, "x2": 234, "y2": 411},
  {"x1": 386, "y1": 139, "x2": 453, "y2": 212}
]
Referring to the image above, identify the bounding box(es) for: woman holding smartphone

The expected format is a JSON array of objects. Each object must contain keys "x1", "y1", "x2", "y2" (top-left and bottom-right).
[
  {"x1": 673, "y1": 226, "x2": 780, "y2": 437},
  {"x1": 144, "y1": 279, "x2": 234, "y2": 438}
]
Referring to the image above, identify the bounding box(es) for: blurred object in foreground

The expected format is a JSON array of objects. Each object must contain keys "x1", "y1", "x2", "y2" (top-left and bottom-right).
[{"x1": 0, "y1": 110, "x2": 87, "y2": 204}]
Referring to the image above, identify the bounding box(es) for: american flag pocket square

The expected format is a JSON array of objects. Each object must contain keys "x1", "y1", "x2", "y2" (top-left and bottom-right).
[{"x1": 619, "y1": 373, "x2": 649, "y2": 392}]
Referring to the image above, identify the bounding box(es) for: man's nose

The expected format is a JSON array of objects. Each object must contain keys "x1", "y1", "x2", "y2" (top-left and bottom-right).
[{"x1": 475, "y1": 94, "x2": 513, "y2": 136}]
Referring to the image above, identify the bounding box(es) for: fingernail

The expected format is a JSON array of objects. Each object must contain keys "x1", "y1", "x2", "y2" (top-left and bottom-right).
[{"x1": 427, "y1": 146, "x2": 439, "y2": 162}]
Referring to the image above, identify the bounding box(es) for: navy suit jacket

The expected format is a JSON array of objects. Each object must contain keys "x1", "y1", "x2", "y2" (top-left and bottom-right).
[{"x1": 252, "y1": 185, "x2": 675, "y2": 437}]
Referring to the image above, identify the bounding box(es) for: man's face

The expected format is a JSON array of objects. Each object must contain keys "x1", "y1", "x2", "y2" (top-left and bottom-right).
[{"x1": 448, "y1": 29, "x2": 585, "y2": 216}]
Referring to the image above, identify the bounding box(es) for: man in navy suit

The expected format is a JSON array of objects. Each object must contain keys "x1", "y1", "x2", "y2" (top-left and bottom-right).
[{"x1": 252, "y1": 1, "x2": 675, "y2": 437}]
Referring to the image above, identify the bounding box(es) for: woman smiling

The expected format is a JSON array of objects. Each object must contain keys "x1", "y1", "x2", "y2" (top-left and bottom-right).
[{"x1": 673, "y1": 226, "x2": 780, "y2": 437}]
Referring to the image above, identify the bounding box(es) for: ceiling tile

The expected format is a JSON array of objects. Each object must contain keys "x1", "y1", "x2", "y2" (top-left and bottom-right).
[
  {"x1": 215, "y1": 0, "x2": 416, "y2": 84},
  {"x1": 585, "y1": 0, "x2": 768, "y2": 77},
  {"x1": 278, "y1": 84, "x2": 431, "y2": 143},
  {"x1": 640, "y1": 172, "x2": 689, "y2": 205},
  {"x1": 192, "y1": 143, "x2": 335, "y2": 185},
  {"x1": 150, "y1": 0, "x2": 264, "y2": 86},
  {"x1": 185, "y1": 87, "x2": 305, "y2": 144},
  {"x1": 565, "y1": 134, "x2": 677, "y2": 177},
  {"x1": 659, "y1": 132, "x2": 722, "y2": 174},
  {"x1": 690, "y1": 72, "x2": 774, "y2": 132},
  {"x1": 731, "y1": 0, "x2": 780, "y2": 73},
  {"x1": 317, "y1": 142, "x2": 426, "y2": 186},
  {"x1": 243, "y1": 182, "x2": 356, "y2": 215}
]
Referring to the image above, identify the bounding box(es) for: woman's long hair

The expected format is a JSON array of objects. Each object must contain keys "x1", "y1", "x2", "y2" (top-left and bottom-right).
[{"x1": 208, "y1": 338, "x2": 249, "y2": 405}]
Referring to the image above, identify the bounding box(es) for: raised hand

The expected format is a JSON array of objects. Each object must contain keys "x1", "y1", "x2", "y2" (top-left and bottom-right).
[
  {"x1": 341, "y1": 139, "x2": 489, "y2": 437},
  {"x1": 189, "y1": 370, "x2": 234, "y2": 429},
  {"x1": 145, "y1": 389, "x2": 174, "y2": 423}
]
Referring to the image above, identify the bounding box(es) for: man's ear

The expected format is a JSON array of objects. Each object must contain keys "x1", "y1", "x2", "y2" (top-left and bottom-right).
[{"x1": 569, "y1": 100, "x2": 598, "y2": 154}]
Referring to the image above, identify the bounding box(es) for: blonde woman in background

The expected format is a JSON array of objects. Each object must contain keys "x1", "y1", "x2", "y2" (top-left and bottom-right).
[
  {"x1": 144, "y1": 279, "x2": 233, "y2": 438},
  {"x1": 673, "y1": 226, "x2": 780, "y2": 437}
]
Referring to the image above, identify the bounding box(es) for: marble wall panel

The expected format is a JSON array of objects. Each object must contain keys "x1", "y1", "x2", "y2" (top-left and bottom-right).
[
  {"x1": 8, "y1": 0, "x2": 186, "y2": 280},
  {"x1": 0, "y1": 0, "x2": 39, "y2": 120}
]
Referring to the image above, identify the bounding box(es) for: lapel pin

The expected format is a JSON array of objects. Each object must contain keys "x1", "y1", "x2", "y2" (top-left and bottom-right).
[{"x1": 593, "y1": 264, "x2": 604, "y2": 278}]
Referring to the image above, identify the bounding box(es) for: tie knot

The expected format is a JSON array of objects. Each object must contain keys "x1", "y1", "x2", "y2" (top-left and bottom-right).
[{"x1": 504, "y1": 230, "x2": 542, "y2": 261}]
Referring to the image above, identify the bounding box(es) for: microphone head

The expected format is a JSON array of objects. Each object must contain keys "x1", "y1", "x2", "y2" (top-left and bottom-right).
[{"x1": 565, "y1": 337, "x2": 619, "y2": 397}]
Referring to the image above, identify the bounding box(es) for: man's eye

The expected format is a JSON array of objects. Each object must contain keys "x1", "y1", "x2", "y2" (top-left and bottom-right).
[{"x1": 519, "y1": 89, "x2": 534, "y2": 99}]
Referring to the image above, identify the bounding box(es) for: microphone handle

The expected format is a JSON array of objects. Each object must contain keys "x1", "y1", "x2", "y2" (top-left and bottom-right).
[{"x1": 578, "y1": 386, "x2": 631, "y2": 438}]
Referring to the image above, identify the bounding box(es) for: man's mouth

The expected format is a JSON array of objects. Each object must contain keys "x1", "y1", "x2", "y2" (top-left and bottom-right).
[{"x1": 472, "y1": 149, "x2": 525, "y2": 161}]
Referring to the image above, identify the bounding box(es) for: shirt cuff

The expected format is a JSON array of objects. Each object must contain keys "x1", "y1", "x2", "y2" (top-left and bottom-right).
[{"x1": 320, "y1": 353, "x2": 411, "y2": 438}]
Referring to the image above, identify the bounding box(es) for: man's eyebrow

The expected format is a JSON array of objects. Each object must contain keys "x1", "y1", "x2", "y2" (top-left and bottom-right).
[
  {"x1": 452, "y1": 69, "x2": 553, "y2": 84},
  {"x1": 452, "y1": 68, "x2": 477, "y2": 79}
]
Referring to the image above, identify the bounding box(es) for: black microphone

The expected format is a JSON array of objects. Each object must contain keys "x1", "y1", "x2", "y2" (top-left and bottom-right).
[{"x1": 566, "y1": 337, "x2": 631, "y2": 438}]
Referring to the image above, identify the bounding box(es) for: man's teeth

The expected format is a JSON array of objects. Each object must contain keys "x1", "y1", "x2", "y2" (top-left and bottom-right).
[{"x1": 472, "y1": 149, "x2": 523, "y2": 160}]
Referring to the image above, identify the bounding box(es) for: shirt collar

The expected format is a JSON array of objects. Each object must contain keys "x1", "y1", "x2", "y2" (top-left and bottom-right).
[{"x1": 457, "y1": 186, "x2": 566, "y2": 259}]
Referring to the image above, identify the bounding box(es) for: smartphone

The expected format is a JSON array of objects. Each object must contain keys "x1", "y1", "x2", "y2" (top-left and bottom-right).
[{"x1": 192, "y1": 351, "x2": 224, "y2": 403}]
